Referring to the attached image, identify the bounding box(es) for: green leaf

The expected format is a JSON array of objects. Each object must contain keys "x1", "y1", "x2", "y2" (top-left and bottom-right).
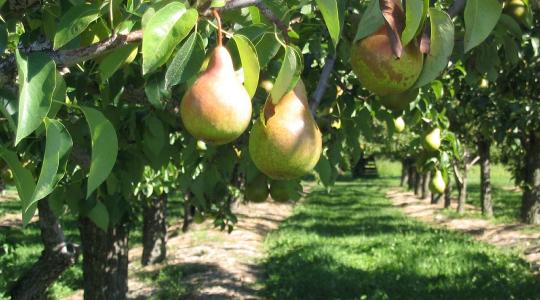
[
  {"x1": 145, "y1": 75, "x2": 164, "y2": 110},
  {"x1": 87, "y1": 201, "x2": 109, "y2": 231},
  {"x1": 15, "y1": 51, "x2": 56, "y2": 145},
  {"x1": 0, "y1": 147, "x2": 36, "y2": 226},
  {"x1": 80, "y1": 107, "x2": 119, "y2": 198},
  {"x1": 143, "y1": 115, "x2": 166, "y2": 158},
  {"x1": 401, "y1": 0, "x2": 428, "y2": 46},
  {"x1": 211, "y1": 0, "x2": 226, "y2": 7},
  {"x1": 164, "y1": 32, "x2": 205, "y2": 89},
  {"x1": 354, "y1": 0, "x2": 384, "y2": 42},
  {"x1": 255, "y1": 33, "x2": 281, "y2": 69},
  {"x1": 232, "y1": 34, "x2": 260, "y2": 99},
  {"x1": 142, "y1": 3, "x2": 198, "y2": 75},
  {"x1": 315, "y1": 155, "x2": 333, "y2": 187},
  {"x1": 271, "y1": 46, "x2": 302, "y2": 104},
  {"x1": 315, "y1": 0, "x2": 341, "y2": 49},
  {"x1": 464, "y1": 0, "x2": 502, "y2": 53},
  {"x1": 413, "y1": 9, "x2": 454, "y2": 89},
  {"x1": 53, "y1": 3, "x2": 100, "y2": 49},
  {"x1": 27, "y1": 119, "x2": 73, "y2": 215},
  {"x1": 99, "y1": 44, "x2": 139, "y2": 81}
]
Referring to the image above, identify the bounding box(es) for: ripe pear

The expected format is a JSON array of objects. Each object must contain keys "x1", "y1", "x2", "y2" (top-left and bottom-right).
[
  {"x1": 379, "y1": 88, "x2": 419, "y2": 113},
  {"x1": 351, "y1": 27, "x2": 423, "y2": 96},
  {"x1": 244, "y1": 175, "x2": 269, "y2": 203},
  {"x1": 423, "y1": 128, "x2": 441, "y2": 152},
  {"x1": 180, "y1": 46, "x2": 252, "y2": 145},
  {"x1": 249, "y1": 81, "x2": 322, "y2": 180},
  {"x1": 430, "y1": 170, "x2": 446, "y2": 194},
  {"x1": 393, "y1": 117, "x2": 405, "y2": 133}
]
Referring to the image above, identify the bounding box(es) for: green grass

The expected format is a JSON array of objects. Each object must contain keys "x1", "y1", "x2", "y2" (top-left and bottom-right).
[
  {"x1": 261, "y1": 162, "x2": 540, "y2": 300},
  {"x1": 458, "y1": 165, "x2": 522, "y2": 223}
]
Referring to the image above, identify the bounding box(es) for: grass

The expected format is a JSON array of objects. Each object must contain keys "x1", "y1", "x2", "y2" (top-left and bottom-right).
[
  {"x1": 458, "y1": 165, "x2": 522, "y2": 224},
  {"x1": 261, "y1": 161, "x2": 540, "y2": 300}
]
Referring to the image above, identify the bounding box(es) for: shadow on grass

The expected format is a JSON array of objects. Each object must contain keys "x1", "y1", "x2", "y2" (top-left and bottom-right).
[
  {"x1": 260, "y1": 178, "x2": 540, "y2": 300},
  {"x1": 135, "y1": 262, "x2": 262, "y2": 300}
]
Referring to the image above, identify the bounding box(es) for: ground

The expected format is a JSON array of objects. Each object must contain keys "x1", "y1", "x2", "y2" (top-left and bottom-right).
[{"x1": 1, "y1": 161, "x2": 539, "y2": 299}]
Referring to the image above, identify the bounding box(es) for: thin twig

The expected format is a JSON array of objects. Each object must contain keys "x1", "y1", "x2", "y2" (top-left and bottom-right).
[
  {"x1": 310, "y1": 55, "x2": 336, "y2": 113},
  {"x1": 254, "y1": 2, "x2": 290, "y2": 44}
]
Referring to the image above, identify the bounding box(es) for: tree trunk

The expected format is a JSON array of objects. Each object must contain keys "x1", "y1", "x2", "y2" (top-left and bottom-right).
[
  {"x1": 182, "y1": 193, "x2": 195, "y2": 233},
  {"x1": 522, "y1": 132, "x2": 540, "y2": 224},
  {"x1": 142, "y1": 194, "x2": 168, "y2": 266},
  {"x1": 478, "y1": 138, "x2": 493, "y2": 217},
  {"x1": 407, "y1": 164, "x2": 415, "y2": 190},
  {"x1": 422, "y1": 172, "x2": 431, "y2": 200},
  {"x1": 444, "y1": 174, "x2": 452, "y2": 209},
  {"x1": 10, "y1": 199, "x2": 80, "y2": 300},
  {"x1": 414, "y1": 169, "x2": 421, "y2": 196},
  {"x1": 400, "y1": 160, "x2": 409, "y2": 187},
  {"x1": 457, "y1": 163, "x2": 469, "y2": 214},
  {"x1": 80, "y1": 217, "x2": 129, "y2": 300}
]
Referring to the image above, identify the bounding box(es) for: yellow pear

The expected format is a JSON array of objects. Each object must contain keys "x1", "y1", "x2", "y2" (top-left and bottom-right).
[
  {"x1": 180, "y1": 46, "x2": 252, "y2": 145},
  {"x1": 249, "y1": 81, "x2": 322, "y2": 180}
]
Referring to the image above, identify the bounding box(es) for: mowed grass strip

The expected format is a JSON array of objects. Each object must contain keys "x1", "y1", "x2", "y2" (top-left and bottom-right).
[{"x1": 261, "y1": 162, "x2": 540, "y2": 300}]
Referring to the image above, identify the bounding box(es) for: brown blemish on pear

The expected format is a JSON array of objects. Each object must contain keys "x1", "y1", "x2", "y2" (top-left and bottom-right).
[{"x1": 351, "y1": 27, "x2": 423, "y2": 96}]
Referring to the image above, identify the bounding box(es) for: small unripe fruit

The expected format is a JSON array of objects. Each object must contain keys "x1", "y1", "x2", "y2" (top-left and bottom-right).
[
  {"x1": 430, "y1": 170, "x2": 446, "y2": 194},
  {"x1": 424, "y1": 128, "x2": 441, "y2": 152},
  {"x1": 394, "y1": 117, "x2": 405, "y2": 133},
  {"x1": 244, "y1": 175, "x2": 269, "y2": 203}
]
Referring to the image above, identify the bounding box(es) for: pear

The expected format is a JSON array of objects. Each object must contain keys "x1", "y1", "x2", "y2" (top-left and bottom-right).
[
  {"x1": 180, "y1": 46, "x2": 252, "y2": 145},
  {"x1": 423, "y1": 128, "x2": 441, "y2": 152},
  {"x1": 351, "y1": 26, "x2": 423, "y2": 97},
  {"x1": 269, "y1": 180, "x2": 301, "y2": 202},
  {"x1": 430, "y1": 170, "x2": 446, "y2": 194},
  {"x1": 244, "y1": 175, "x2": 269, "y2": 203},
  {"x1": 393, "y1": 117, "x2": 405, "y2": 133},
  {"x1": 379, "y1": 88, "x2": 419, "y2": 113},
  {"x1": 249, "y1": 81, "x2": 322, "y2": 180}
]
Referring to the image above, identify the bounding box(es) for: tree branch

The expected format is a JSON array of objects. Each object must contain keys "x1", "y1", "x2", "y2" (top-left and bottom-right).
[
  {"x1": 253, "y1": 2, "x2": 290, "y2": 43},
  {"x1": 47, "y1": 31, "x2": 143, "y2": 66},
  {"x1": 310, "y1": 54, "x2": 336, "y2": 113}
]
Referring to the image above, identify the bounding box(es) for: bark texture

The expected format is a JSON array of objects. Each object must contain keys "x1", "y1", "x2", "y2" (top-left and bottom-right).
[
  {"x1": 422, "y1": 172, "x2": 431, "y2": 200},
  {"x1": 444, "y1": 174, "x2": 452, "y2": 209},
  {"x1": 80, "y1": 218, "x2": 129, "y2": 300},
  {"x1": 478, "y1": 138, "x2": 493, "y2": 217},
  {"x1": 10, "y1": 200, "x2": 80, "y2": 300},
  {"x1": 142, "y1": 194, "x2": 168, "y2": 266},
  {"x1": 522, "y1": 132, "x2": 540, "y2": 224},
  {"x1": 456, "y1": 163, "x2": 469, "y2": 214}
]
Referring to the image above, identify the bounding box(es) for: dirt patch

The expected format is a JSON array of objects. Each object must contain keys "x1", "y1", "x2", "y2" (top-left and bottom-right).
[
  {"x1": 129, "y1": 200, "x2": 294, "y2": 299},
  {"x1": 388, "y1": 188, "x2": 540, "y2": 271},
  {"x1": 64, "y1": 200, "x2": 294, "y2": 300}
]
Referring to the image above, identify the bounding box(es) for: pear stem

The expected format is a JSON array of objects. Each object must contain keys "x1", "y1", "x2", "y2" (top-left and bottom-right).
[{"x1": 212, "y1": 9, "x2": 223, "y2": 47}]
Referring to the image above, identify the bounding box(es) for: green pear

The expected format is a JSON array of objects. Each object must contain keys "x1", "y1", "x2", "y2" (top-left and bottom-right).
[
  {"x1": 424, "y1": 128, "x2": 441, "y2": 152},
  {"x1": 430, "y1": 170, "x2": 446, "y2": 194},
  {"x1": 351, "y1": 24, "x2": 423, "y2": 96},
  {"x1": 394, "y1": 117, "x2": 405, "y2": 133},
  {"x1": 379, "y1": 88, "x2": 419, "y2": 113},
  {"x1": 244, "y1": 175, "x2": 269, "y2": 203}
]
